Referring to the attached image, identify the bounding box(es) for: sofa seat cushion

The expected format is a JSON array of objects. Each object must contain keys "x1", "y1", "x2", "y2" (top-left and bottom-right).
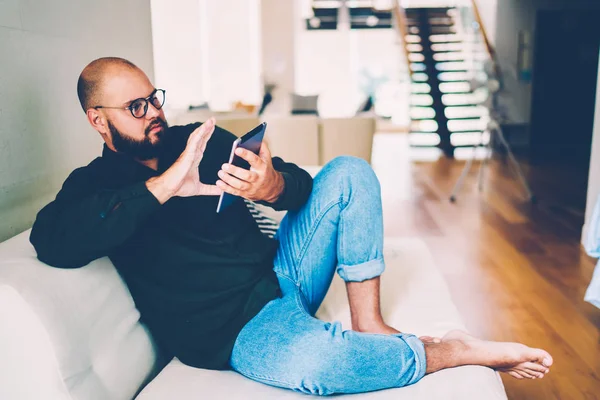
[
  {"x1": 0, "y1": 230, "x2": 158, "y2": 400},
  {"x1": 137, "y1": 238, "x2": 507, "y2": 400}
]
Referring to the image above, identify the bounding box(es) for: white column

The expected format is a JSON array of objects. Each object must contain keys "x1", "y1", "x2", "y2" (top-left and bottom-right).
[
  {"x1": 583, "y1": 49, "x2": 600, "y2": 241},
  {"x1": 151, "y1": 0, "x2": 206, "y2": 112},
  {"x1": 261, "y1": 0, "x2": 296, "y2": 96},
  {"x1": 199, "y1": 0, "x2": 262, "y2": 111}
]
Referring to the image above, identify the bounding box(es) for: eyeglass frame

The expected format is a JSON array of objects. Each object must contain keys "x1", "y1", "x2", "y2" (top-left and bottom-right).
[{"x1": 93, "y1": 88, "x2": 166, "y2": 119}]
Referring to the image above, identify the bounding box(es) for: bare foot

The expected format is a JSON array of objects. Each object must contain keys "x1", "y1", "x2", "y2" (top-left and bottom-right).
[{"x1": 441, "y1": 330, "x2": 553, "y2": 379}]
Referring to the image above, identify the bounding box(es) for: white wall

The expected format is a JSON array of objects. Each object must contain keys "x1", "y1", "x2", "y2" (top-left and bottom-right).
[
  {"x1": 261, "y1": 0, "x2": 296, "y2": 95},
  {"x1": 151, "y1": 0, "x2": 205, "y2": 112},
  {"x1": 0, "y1": 0, "x2": 155, "y2": 242},
  {"x1": 295, "y1": 26, "x2": 403, "y2": 117},
  {"x1": 199, "y1": 0, "x2": 262, "y2": 111},
  {"x1": 584, "y1": 50, "x2": 600, "y2": 240}
]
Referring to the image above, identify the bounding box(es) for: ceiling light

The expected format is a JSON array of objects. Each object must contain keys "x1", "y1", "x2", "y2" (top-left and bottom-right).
[
  {"x1": 366, "y1": 15, "x2": 379, "y2": 27},
  {"x1": 309, "y1": 17, "x2": 321, "y2": 28}
]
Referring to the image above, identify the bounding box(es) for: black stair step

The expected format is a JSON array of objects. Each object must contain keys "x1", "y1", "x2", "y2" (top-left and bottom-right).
[
  {"x1": 409, "y1": 143, "x2": 481, "y2": 149},
  {"x1": 409, "y1": 145, "x2": 439, "y2": 149},
  {"x1": 449, "y1": 130, "x2": 486, "y2": 134},
  {"x1": 431, "y1": 49, "x2": 463, "y2": 54},
  {"x1": 452, "y1": 144, "x2": 484, "y2": 148},
  {"x1": 444, "y1": 103, "x2": 481, "y2": 108},
  {"x1": 430, "y1": 28, "x2": 457, "y2": 34},
  {"x1": 439, "y1": 91, "x2": 472, "y2": 95},
  {"x1": 406, "y1": 7, "x2": 453, "y2": 14},
  {"x1": 438, "y1": 80, "x2": 470, "y2": 84},
  {"x1": 409, "y1": 105, "x2": 435, "y2": 109},
  {"x1": 426, "y1": 23, "x2": 455, "y2": 28},
  {"x1": 411, "y1": 116, "x2": 437, "y2": 121},
  {"x1": 436, "y1": 69, "x2": 469, "y2": 73},
  {"x1": 431, "y1": 40, "x2": 464, "y2": 44},
  {"x1": 437, "y1": 79, "x2": 471, "y2": 83},
  {"x1": 434, "y1": 57, "x2": 465, "y2": 62},
  {"x1": 447, "y1": 116, "x2": 483, "y2": 121}
]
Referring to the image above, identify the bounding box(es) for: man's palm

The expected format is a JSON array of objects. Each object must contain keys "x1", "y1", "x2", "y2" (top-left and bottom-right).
[{"x1": 162, "y1": 118, "x2": 221, "y2": 198}]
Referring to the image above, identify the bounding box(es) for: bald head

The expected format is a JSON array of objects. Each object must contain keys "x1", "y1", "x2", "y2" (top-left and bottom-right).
[{"x1": 77, "y1": 57, "x2": 139, "y2": 112}]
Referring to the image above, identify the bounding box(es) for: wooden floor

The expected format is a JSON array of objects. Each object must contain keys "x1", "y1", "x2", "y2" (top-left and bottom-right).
[{"x1": 372, "y1": 133, "x2": 600, "y2": 400}]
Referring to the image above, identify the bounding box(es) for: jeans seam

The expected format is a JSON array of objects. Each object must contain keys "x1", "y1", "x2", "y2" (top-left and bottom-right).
[
  {"x1": 294, "y1": 198, "x2": 343, "y2": 285},
  {"x1": 274, "y1": 271, "x2": 315, "y2": 319},
  {"x1": 339, "y1": 194, "x2": 346, "y2": 262}
]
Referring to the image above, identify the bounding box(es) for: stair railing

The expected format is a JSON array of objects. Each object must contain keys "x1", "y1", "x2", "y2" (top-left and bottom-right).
[
  {"x1": 469, "y1": 0, "x2": 503, "y2": 84},
  {"x1": 392, "y1": 1, "x2": 413, "y2": 77}
]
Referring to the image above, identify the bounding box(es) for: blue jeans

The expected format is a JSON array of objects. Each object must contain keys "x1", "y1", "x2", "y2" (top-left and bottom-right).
[{"x1": 230, "y1": 157, "x2": 427, "y2": 396}]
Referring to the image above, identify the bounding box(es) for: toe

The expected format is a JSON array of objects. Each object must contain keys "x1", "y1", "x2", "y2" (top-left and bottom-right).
[
  {"x1": 508, "y1": 371, "x2": 523, "y2": 380},
  {"x1": 530, "y1": 348, "x2": 553, "y2": 367},
  {"x1": 522, "y1": 361, "x2": 549, "y2": 374},
  {"x1": 516, "y1": 369, "x2": 536, "y2": 379}
]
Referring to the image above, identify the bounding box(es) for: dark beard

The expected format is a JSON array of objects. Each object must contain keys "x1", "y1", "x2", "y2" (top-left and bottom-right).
[{"x1": 108, "y1": 118, "x2": 168, "y2": 160}]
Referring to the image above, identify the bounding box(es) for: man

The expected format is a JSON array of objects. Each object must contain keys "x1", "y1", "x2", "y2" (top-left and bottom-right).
[{"x1": 30, "y1": 57, "x2": 553, "y2": 395}]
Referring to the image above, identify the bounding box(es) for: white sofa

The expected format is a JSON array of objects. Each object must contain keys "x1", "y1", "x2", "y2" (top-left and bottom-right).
[
  {"x1": 0, "y1": 203, "x2": 507, "y2": 400},
  {"x1": 319, "y1": 115, "x2": 376, "y2": 165},
  {"x1": 261, "y1": 115, "x2": 321, "y2": 166},
  {"x1": 168, "y1": 109, "x2": 377, "y2": 167}
]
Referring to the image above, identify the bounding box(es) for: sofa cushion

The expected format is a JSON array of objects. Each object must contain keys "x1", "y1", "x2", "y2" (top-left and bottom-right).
[
  {"x1": 0, "y1": 231, "x2": 158, "y2": 400},
  {"x1": 0, "y1": 285, "x2": 71, "y2": 400},
  {"x1": 137, "y1": 238, "x2": 507, "y2": 400}
]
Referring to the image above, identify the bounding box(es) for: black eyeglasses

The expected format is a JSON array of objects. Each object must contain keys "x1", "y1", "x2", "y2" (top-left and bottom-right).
[{"x1": 94, "y1": 89, "x2": 166, "y2": 118}]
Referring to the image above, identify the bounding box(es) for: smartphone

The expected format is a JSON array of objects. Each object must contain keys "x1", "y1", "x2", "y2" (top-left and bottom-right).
[{"x1": 216, "y1": 122, "x2": 267, "y2": 213}]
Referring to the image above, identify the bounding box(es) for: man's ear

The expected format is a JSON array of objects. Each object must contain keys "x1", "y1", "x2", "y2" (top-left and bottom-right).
[{"x1": 86, "y1": 108, "x2": 108, "y2": 135}]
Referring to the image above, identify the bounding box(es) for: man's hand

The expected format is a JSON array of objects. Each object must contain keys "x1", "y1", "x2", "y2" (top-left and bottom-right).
[
  {"x1": 216, "y1": 141, "x2": 284, "y2": 203},
  {"x1": 146, "y1": 118, "x2": 222, "y2": 204}
]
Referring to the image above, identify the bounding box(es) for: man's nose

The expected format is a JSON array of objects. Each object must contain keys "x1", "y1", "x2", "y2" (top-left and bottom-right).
[{"x1": 145, "y1": 102, "x2": 161, "y2": 119}]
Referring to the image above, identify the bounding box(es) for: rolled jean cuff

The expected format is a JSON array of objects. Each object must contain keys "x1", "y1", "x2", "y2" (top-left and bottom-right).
[
  {"x1": 397, "y1": 333, "x2": 427, "y2": 385},
  {"x1": 336, "y1": 257, "x2": 385, "y2": 282}
]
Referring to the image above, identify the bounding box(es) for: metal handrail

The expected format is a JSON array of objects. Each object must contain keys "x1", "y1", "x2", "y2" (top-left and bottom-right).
[
  {"x1": 392, "y1": 1, "x2": 413, "y2": 77},
  {"x1": 469, "y1": 0, "x2": 503, "y2": 83}
]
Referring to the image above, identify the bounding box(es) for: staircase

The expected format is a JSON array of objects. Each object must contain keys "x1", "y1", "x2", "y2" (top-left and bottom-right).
[{"x1": 402, "y1": 7, "x2": 487, "y2": 158}]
